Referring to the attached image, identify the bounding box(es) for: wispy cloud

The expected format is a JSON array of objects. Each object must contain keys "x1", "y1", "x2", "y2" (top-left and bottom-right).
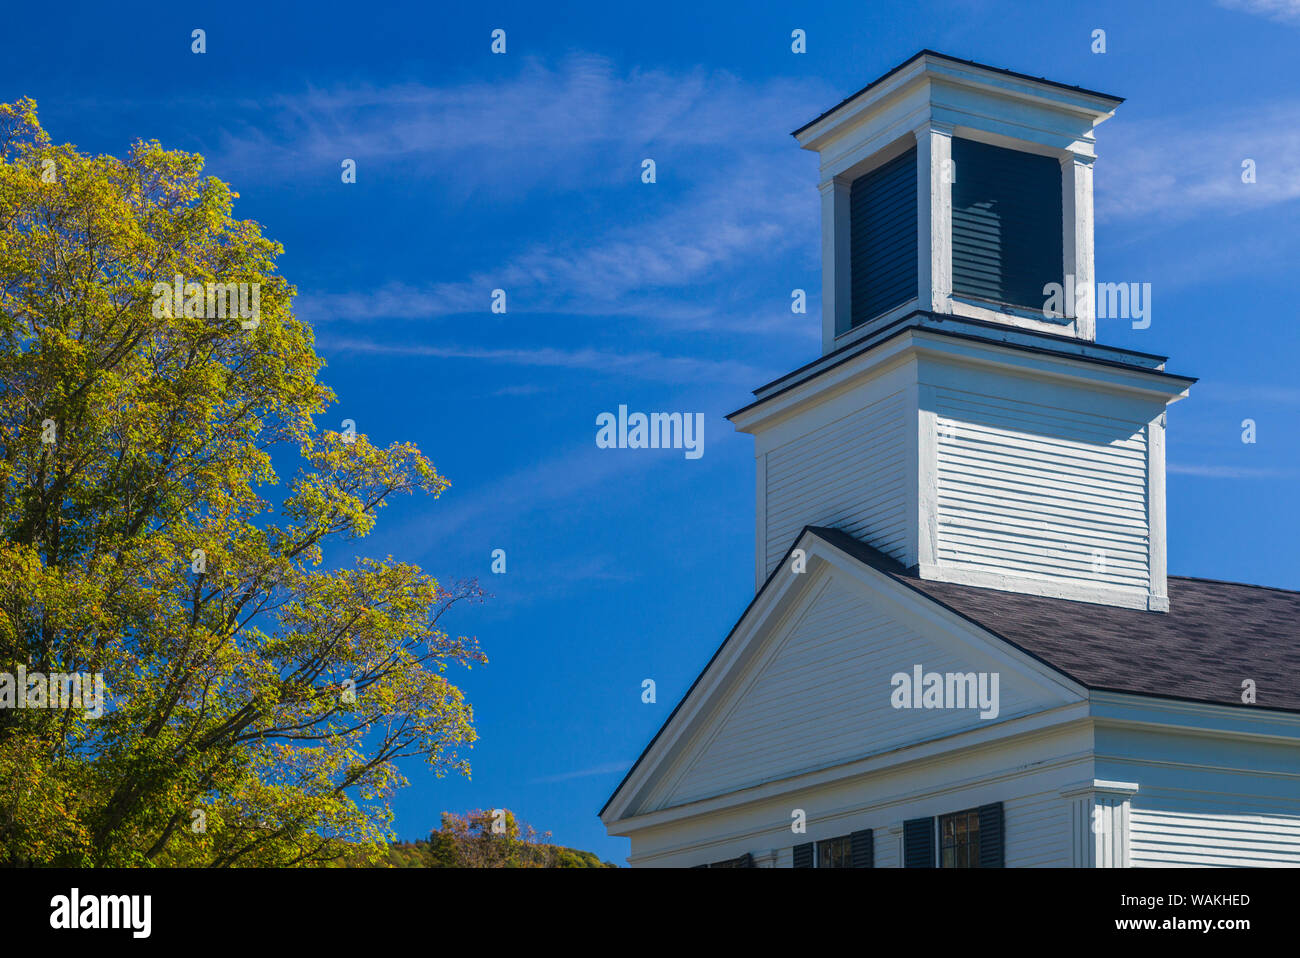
[
  {"x1": 317, "y1": 337, "x2": 767, "y2": 385},
  {"x1": 529, "y1": 760, "x2": 632, "y2": 785},
  {"x1": 234, "y1": 57, "x2": 825, "y2": 334},
  {"x1": 298, "y1": 279, "x2": 818, "y2": 339},
  {"x1": 1100, "y1": 101, "x2": 1300, "y2": 221},
  {"x1": 208, "y1": 55, "x2": 826, "y2": 195},
  {"x1": 292, "y1": 151, "x2": 818, "y2": 332},
  {"x1": 403, "y1": 403, "x2": 744, "y2": 554},
  {"x1": 413, "y1": 444, "x2": 657, "y2": 545},
  {"x1": 490, "y1": 383, "x2": 551, "y2": 397},
  {"x1": 491, "y1": 554, "x2": 643, "y2": 609},
  {"x1": 1216, "y1": 0, "x2": 1300, "y2": 24},
  {"x1": 1191, "y1": 383, "x2": 1300, "y2": 405},
  {"x1": 1168, "y1": 462, "x2": 1298, "y2": 479}
]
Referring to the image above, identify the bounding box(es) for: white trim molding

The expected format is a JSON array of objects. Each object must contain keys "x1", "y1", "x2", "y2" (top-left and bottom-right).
[
  {"x1": 915, "y1": 121, "x2": 953, "y2": 318},
  {"x1": 1062, "y1": 779, "x2": 1139, "y2": 867}
]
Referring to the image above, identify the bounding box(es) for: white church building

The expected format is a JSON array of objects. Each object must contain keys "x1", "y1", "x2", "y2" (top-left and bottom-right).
[{"x1": 600, "y1": 51, "x2": 1300, "y2": 868}]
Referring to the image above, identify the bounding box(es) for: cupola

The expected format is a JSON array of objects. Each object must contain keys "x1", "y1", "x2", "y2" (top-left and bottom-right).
[{"x1": 794, "y1": 50, "x2": 1122, "y2": 353}]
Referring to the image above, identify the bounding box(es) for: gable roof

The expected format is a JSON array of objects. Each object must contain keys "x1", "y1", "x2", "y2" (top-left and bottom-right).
[
  {"x1": 601, "y1": 526, "x2": 1300, "y2": 817},
  {"x1": 811, "y1": 527, "x2": 1300, "y2": 715}
]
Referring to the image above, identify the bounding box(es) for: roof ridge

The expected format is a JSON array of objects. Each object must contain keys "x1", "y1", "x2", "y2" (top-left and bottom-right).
[{"x1": 1169, "y1": 574, "x2": 1300, "y2": 596}]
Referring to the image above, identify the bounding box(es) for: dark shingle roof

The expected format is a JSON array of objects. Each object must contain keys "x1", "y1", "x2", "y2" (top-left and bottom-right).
[{"x1": 810, "y1": 527, "x2": 1300, "y2": 714}]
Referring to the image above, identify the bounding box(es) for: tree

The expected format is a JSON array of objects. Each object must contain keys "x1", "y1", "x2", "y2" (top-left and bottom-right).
[
  {"x1": 338, "y1": 810, "x2": 616, "y2": 868},
  {"x1": 0, "y1": 99, "x2": 485, "y2": 866},
  {"x1": 420, "y1": 810, "x2": 615, "y2": 868}
]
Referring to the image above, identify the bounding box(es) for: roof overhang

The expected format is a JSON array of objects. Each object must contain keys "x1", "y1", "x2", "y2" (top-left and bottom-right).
[
  {"x1": 794, "y1": 50, "x2": 1122, "y2": 179},
  {"x1": 728, "y1": 315, "x2": 1195, "y2": 434}
]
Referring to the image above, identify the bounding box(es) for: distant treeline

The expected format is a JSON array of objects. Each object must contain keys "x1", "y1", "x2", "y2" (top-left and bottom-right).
[{"x1": 348, "y1": 810, "x2": 617, "y2": 868}]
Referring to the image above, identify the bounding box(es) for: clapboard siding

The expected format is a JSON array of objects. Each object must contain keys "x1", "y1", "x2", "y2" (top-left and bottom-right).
[
  {"x1": 662, "y1": 571, "x2": 1060, "y2": 808},
  {"x1": 1004, "y1": 790, "x2": 1074, "y2": 867},
  {"x1": 764, "y1": 391, "x2": 909, "y2": 577},
  {"x1": 635, "y1": 746, "x2": 1087, "y2": 866},
  {"x1": 874, "y1": 829, "x2": 901, "y2": 868},
  {"x1": 850, "y1": 147, "x2": 918, "y2": 328},
  {"x1": 1131, "y1": 808, "x2": 1300, "y2": 867},
  {"x1": 934, "y1": 387, "x2": 1149, "y2": 590}
]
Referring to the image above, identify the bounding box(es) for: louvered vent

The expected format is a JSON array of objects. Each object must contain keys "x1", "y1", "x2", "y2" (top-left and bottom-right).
[
  {"x1": 849, "y1": 147, "x2": 918, "y2": 331},
  {"x1": 951, "y1": 137, "x2": 1063, "y2": 311}
]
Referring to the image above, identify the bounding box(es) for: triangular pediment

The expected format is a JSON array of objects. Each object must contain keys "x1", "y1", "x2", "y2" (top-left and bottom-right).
[{"x1": 602, "y1": 530, "x2": 1086, "y2": 823}]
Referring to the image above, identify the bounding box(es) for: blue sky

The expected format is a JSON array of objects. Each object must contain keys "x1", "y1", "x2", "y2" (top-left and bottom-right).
[{"x1": 6, "y1": 0, "x2": 1300, "y2": 863}]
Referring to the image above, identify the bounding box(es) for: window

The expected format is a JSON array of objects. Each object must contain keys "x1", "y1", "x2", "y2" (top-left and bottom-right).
[
  {"x1": 794, "y1": 831, "x2": 873, "y2": 868},
  {"x1": 816, "y1": 835, "x2": 853, "y2": 868},
  {"x1": 939, "y1": 808, "x2": 982, "y2": 868},
  {"x1": 950, "y1": 137, "x2": 1063, "y2": 312}
]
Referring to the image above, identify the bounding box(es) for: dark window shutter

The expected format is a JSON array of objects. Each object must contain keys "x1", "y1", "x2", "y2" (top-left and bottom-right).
[
  {"x1": 978, "y1": 803, "x2": 1005, "y2": 868},
  {"x1": 850, "y1": 829, "x2": 874, "y2": 868},
  {"x1": 705, "y1": 852, "x2": 754, "y2": 868},
  {"x1": 903, "y1": 817, "x2": 935, "y2": 868},
  {"x1": 849, "y1": 146, "x2": 918, "y2": 331},
  {"x1": 793, "y1": 842, "x2": 814, "y2": 869},
  {"x1": 951, "y1": 137, "x2": 1063, "y2": 310}
]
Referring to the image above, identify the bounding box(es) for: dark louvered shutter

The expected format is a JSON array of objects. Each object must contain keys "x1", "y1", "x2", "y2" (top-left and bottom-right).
[
  {"x1": 720, "y1": 852, "x2": 753, "y2": 868},
  {"x1": 849, "y1": 146, "x2": 918, "y2": 331},
  {"x1": 951, "y1": 137, "x2": 1062, "y2": 310},
  {"x1": 978, "y1": 803, "x2": 1005, "y2": 868},
  {"x1": 850, "y1": 829, "x2": 874, "y2": 868},
  {"x1": 793, "y1": 842, "x2": 814, "y2": 869},
  {"x1": 903, "y1": 817, "x2": 935, "y2": 868}
]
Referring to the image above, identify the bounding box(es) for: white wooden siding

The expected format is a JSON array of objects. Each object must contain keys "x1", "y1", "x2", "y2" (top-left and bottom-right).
[
  {"x1": 764, "y1": 390, "x2": 908, "y2": 578},
  {"x1": 1131, "y1": 807, "x2": 1300, "y2": 867},
  {"x1": 622, "y1": 724, "x2": 1091, "y2": 866},
  {"x1": 933, "y1": 386, "x2": 1149, "y2": 591},
  {"x1": 1099, "y1": 719, "x2": 1300, "y2": 867},
  {"x1": 661, "y1": 570, "x2": 1066, "y2": 808},
  {"x1": 1005, "y1": 789, "x2": 1074, "y2": 867},
  {"x1": 874, "y1": 828, "x2": 901, "y2": 868}
]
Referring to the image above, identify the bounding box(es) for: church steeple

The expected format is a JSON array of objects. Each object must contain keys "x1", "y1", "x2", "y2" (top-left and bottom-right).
[{"x1": 730, "y1": 52, "x2": 1195, "y2": 613}]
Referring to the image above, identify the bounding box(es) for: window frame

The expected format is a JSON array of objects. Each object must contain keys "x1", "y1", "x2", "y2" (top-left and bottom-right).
[
  {"x1": 938, "y1": 807, "x2": 983, "y2": 868},
  {"x1": 814, "y1": 834, "x2": 853, "y2": 868}
]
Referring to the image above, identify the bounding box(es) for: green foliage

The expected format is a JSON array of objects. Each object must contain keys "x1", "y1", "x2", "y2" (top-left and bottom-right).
[{"x1": 0, "y1": 100, "x2": 485, "y2": 866}]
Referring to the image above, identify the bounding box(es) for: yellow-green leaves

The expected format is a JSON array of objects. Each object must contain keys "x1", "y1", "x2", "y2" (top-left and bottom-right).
[{"x1": 0, "y1": 101, "x2": 484, "y2": 867}]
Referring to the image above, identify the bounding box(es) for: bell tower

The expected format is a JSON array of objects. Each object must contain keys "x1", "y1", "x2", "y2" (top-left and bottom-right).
[{"x1": 730, "y1": 52, "x2": 1195, "y2": 612}]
